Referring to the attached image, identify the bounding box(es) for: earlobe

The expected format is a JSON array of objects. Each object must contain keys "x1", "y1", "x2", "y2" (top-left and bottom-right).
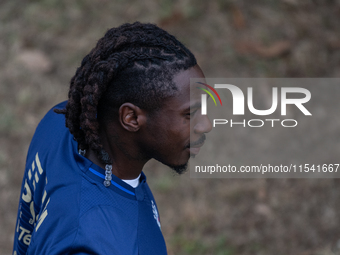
[{"x1": 119, "y1": 103, "x2": 146, "y2": 132}]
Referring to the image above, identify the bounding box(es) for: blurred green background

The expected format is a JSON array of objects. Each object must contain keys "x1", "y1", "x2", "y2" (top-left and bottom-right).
[{"x1": 1, "y1": 0, "x2": 340, "y2": 254}]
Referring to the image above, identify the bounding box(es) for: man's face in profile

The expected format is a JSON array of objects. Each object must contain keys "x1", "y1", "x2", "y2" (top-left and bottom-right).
[{"x1": 138, "y1": 65, "x2": 212, "y2": 174}]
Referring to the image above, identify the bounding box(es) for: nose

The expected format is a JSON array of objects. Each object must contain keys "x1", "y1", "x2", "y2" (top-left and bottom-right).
[{"x1": 194, "y1": 114, "x2": 212, "y2": 134}]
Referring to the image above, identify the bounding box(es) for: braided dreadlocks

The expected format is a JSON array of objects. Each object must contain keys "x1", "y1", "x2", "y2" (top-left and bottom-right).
[{"x1": 55, "y1": 22, "x2": 197, "y2": 165}]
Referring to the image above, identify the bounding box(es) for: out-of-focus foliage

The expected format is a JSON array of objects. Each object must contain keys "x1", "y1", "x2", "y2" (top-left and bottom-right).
[{"x1": 1, "y1": 0, "x2": 340, "y2": 254}]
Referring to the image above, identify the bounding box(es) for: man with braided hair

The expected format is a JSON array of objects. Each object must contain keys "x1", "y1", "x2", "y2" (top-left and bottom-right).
[{"x1": 13, "y1": 22, "x2": 212, "y2": 254}]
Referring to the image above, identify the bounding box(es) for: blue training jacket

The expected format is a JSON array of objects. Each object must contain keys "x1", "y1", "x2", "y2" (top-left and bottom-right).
[{"x1": 13, "y1": 101, "x2": 167, "y2": 255}]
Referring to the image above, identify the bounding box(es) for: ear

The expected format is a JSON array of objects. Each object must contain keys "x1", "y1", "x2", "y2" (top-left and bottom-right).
[{"x1": 118, "y1": 103, "x2": 147, "y2": 132}]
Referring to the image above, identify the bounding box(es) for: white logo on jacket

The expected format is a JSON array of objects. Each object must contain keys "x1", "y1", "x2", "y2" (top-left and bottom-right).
[{"x1": 151, "y1": 200, "x2": 161, "y2": 229}]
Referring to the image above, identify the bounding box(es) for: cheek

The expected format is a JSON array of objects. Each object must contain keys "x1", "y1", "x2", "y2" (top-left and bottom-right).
[
  {"x1": 154, "y1": 116, "x2": 190, "y2": 151},
  {"x1": 172, "y1": 125, "x2": 191, "y2": 149}
]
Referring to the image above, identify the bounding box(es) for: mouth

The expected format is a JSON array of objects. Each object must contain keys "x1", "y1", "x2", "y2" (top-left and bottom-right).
[
  {"x1": 188, "y1": 134, "x2": 206, "y2": 156},
  {"x1": 189, "y1": 143, "x2": 204, "y2": 155}
]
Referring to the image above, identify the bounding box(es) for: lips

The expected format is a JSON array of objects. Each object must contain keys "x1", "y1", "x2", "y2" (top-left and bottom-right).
[
  {"x1": 189, "y1": 147, "x2": 201, "y2": 155},
  {"x1": 189, "y1": 142, "x2": 204, "y2": 155},
  {"x1": 188, "y1": 135, "x2": 206, "y2": 155}
]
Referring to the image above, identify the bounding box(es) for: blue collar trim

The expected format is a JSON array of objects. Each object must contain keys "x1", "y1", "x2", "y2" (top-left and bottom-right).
[{"x1": 89, "y1": 167, "x2": 135, "y2": 196}]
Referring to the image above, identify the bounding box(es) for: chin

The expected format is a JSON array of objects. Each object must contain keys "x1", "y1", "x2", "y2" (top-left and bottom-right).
[
  {"x1": 156, "y1": 153, "x2": 190, "y2": 175},
  {"x1": 166, "y1": 161, "x2": 188, "y2": 175}
]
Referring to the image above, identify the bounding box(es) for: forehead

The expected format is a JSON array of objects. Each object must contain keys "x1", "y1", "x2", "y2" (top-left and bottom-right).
[{"x1": 163, "y1": 65, "x2": 205, "y2": 110}]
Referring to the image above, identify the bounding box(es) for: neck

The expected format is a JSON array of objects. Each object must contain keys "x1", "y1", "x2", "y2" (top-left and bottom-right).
[{"x1": 86, "y1": 148, "x2": 148, "y2": 180}]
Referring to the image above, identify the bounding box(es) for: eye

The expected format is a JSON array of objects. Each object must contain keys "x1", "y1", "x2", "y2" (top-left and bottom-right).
[{"x1": 187, "y1": 109, "x2": 198, "y2": 118}]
